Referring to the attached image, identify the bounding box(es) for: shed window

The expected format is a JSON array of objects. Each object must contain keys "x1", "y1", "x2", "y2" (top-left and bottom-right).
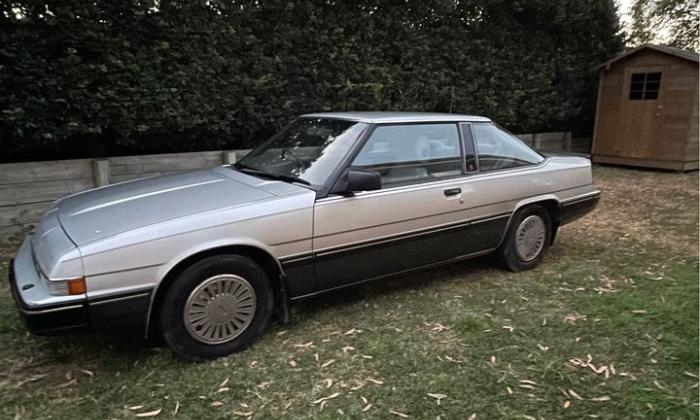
[{"x1": 629, "y1": 72, "x2": 661, "y2": 100}]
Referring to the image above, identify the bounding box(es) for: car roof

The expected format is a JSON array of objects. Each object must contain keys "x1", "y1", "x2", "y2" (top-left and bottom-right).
[{"x1": 300, "y1": 111, "x2": 491, "y2": 124}]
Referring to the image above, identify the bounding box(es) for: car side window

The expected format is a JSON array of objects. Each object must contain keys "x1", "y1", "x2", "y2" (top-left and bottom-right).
[
  {"x1": 472, "y1": 123, "x2": 544, "y2": 172},
  {"x1": 352, "y1": 124, "x2": 462, "y2": 187}
]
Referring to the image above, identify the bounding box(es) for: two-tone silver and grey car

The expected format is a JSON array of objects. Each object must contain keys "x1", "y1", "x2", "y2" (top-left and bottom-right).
[{"x1": 9, "y1": 112, "x2": 600, "y2": 360}]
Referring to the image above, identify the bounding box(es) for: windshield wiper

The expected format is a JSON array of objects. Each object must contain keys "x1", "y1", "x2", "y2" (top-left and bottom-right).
[{"x1": 234, "y1": 164, "x2": 311, "y2": 186}]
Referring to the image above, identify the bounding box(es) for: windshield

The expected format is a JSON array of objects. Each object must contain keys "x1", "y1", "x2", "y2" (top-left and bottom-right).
[{"x1": 235, "y1": 118, "x2": 367, "y2": 187}]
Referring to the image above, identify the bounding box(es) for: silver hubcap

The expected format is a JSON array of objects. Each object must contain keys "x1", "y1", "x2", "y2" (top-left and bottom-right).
[
  {"x1": 515, "y1": 215, "x2": 546, "y2": 262},
  {"x1": 184, "y1": 274, "x2": 256, "y2": 345}
]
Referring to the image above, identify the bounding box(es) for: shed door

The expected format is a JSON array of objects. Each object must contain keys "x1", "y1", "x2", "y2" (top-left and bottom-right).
[{"x1": 617, "y1": 66, "x2": 665, "y2": 159}]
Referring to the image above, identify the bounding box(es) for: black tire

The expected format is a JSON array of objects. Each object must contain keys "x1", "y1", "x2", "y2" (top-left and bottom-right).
[
  {"x1": 159, "y1": 255, "x2": 273, "y2": 361},
  {"x1": 497, "y1": 205, "x2": 552, "y2": 272}
]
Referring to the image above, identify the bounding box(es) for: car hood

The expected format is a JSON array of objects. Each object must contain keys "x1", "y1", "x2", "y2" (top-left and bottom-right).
[{"x1": 57, "y1": 167, "x2": 301, "y2": 245}]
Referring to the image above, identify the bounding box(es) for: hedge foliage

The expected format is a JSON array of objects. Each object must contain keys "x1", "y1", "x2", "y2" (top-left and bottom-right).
[{"x1": 0, "y1": 1, "x2": 623, "y2": 162}]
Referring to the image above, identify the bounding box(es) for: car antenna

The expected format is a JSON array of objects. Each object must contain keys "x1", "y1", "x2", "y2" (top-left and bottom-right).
[{"x1": 449, "y1": 86, "x2": 455, "y2": 113}]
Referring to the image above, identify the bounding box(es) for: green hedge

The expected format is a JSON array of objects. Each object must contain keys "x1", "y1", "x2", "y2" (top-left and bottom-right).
[{"x1": 0, "y1": 0, "x2": 622, "y2": 162}]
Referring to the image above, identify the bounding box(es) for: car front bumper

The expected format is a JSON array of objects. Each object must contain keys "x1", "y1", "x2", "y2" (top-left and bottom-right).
[{"x1": 8, "y1": 237, "x2": 88, "y2": 335}]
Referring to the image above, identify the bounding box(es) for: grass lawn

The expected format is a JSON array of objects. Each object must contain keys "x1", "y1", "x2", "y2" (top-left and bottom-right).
[{"x1": 0, "y1": 165, "x2": 697, "y2": 419}]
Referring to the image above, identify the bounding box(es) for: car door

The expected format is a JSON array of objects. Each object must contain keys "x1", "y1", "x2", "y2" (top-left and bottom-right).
[{"x1": 311, "y1": 122, "x2": 508, "y2": 292}]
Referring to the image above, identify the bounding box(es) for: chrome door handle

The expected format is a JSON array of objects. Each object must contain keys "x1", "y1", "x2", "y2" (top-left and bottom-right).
[{"x1": 444, "y1": 188, "x2": 462, "y2": 197}]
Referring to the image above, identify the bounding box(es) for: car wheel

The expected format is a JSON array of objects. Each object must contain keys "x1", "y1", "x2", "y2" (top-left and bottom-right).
[
  {"x1": 498, "y1": 205, "x2": 551, "y2": 272},
  {"x1": 159, "y1": 255, "x2": 273, "y2": 361}
]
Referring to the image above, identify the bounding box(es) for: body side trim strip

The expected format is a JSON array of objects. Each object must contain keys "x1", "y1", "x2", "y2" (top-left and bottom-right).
[
  {"x1": 88, "y1": 292, "x2": 151, "y2": 306},
  {"x1": 18, "y1": 304, "x2": 84, "y2": 315}
]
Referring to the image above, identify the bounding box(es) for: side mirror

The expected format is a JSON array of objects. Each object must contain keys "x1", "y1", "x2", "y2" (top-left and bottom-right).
[{"x1": 346, "y1": 168, "x2": 381, "y2": 193}]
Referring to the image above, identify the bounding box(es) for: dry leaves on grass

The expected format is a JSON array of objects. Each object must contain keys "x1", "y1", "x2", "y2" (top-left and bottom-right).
[
  {"x1": 568, "y1": 354, "x2": 616, "y2": 379},
  {"x1": 427, "y1": 393, "x2": 447, "y2": 405},
  {"x1": 135, "y1": 408, "x2": 162, "y2": 417}
]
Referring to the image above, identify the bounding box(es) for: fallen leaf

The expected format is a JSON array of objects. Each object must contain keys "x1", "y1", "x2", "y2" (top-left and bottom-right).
[
  {"x1": 57, "y1": 378, "x2": 77, "y2": 388},
  {"x1": 427, "y1": 393, "x2": 447, "y2": 405},
  {"x1": 14, "y1": 373, "x2": 50, "y2": 388},
  {"x1": 568, "y1": 389, "x2": 583, "y2": 400},
  {"x1": 431, "y1": 323, "x2": 450, "y2": 333},
  {"x1": 257, "y1": 381, "x2": 273, "y2": 390},
  {"x1": 563, "y1": 400, "x2": 571, "y2": 409},
  {"x1": 294, "y1": 342, "x2": 313, "y2": 348},
  {"x1": 312, "y1": 392, "x2": 341, "y2": 404},
  {"x1": 135, "y1": 409, "x2": 162, "y2": 417},
  {"x1": 321, "y1": 359, "x2": 336, "y2": 368},
  {"x1": 219, "y1": 378, "x2": 229, "y2": 388},
  {"x1": 590, "y1": 396, "x2": 611, "y2": 402},
  {"x1": 366, "y1": 377, "x2": 384, "y2": 385},
  {"x1": 362, "y1": 404, "x2": 372, "y2": 412},
  {"x1": 211, "y1": 401, "x2": 224, "y2": 407},
  {"x1": 390, "y1": 410, "x2": 409, "y2": 418},
  {"x1": 468, "y1": 414, "x2": 476, "y2": 420},
  {"x1": 173, "y1": 401, "x2": 180, "y2": 416},
  {"x1": 128, "y1": 406, "x2": 144, "y2": 410},
  {"x1": 233, "y1": 411, "x2": 253, "y2": 417},
  {"x1": 217, "y1": 387, "x2": 230, "y2": 393},
  {"x1": 81, "y1": 369, "x2": 94, "y2": 377}
]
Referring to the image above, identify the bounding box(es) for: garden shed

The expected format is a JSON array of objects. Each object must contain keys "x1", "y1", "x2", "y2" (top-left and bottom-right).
[{"x1": 591, "y1": 44, "x2": 699, "y2": 171}]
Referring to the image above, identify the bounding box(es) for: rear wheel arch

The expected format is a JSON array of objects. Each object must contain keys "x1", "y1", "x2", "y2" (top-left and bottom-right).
[
  {"x1": 147, "y1": 245, "x2": 287, "y2": 339},
  {"x1": 503, "y1": 198, "x2": 560, "y2": 246}
]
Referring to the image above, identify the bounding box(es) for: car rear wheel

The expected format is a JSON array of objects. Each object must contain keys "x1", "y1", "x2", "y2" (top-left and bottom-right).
[
  {"x1": 159, "y1": 255, "x2": 273, "y2": 361},
  {"x1": 498, "y1": 205, "x2": 551, "y2": 272}
]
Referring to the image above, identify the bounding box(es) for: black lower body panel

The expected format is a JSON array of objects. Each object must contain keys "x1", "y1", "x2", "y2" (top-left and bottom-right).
[
  {"x1": 9, "y1": 259, "x2": 152, "y2": 337},
  {"x1": 312, "y1": 214, "x2": 510, "y2": 293},
  {"x1": 8, "y1": 259, "x2": 88, "y2": 335},
  {"x1": 87, "y1": 290, "x2": 153, "y2": 337},
  {"x1": 559, "y1": 194, "x2": 601, "y2": 225}
]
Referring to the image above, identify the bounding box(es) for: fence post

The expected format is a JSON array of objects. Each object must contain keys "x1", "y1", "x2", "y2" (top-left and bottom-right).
[
  {"x1": 222, "y1": 151, "x2": 239, "y2": 164},
  {"x1": 564, "y1": 132, "x2": 572, "y2": 152},
  {"x1": 93, "y1": 159, "x2": 110, "y2": 187},
  {"x1": 533, "y1": 134, "x2": 542, "y2": 149}
]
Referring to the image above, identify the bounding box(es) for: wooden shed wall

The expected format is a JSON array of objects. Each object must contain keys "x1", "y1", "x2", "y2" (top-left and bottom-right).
[{"x1": 592, "y1": 49, "x2": 699, "y2": 170}]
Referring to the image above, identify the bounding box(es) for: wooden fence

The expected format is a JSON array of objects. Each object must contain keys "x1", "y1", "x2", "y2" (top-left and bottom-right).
[
  {"x1": 515, "y1": 132, "x2": 591, "y2": 154},
  {"x1": 0, "y1": 132, "x2": 590, "y2": 244}
]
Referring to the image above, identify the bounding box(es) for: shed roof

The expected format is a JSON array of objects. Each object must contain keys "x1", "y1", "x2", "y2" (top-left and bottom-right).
[{"x1": 597, "y1": 44, "x2": 699, "y2": 70}]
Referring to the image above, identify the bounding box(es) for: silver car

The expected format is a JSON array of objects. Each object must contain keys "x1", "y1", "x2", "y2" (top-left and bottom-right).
[{"x1": 9, "y1": 112, "x2": 600, "y2": 360}]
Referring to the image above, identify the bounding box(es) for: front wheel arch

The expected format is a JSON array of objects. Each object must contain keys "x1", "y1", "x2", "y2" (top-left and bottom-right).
[{"x1": 147, "y1": 245, "x2": 287, "y2": 339}]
